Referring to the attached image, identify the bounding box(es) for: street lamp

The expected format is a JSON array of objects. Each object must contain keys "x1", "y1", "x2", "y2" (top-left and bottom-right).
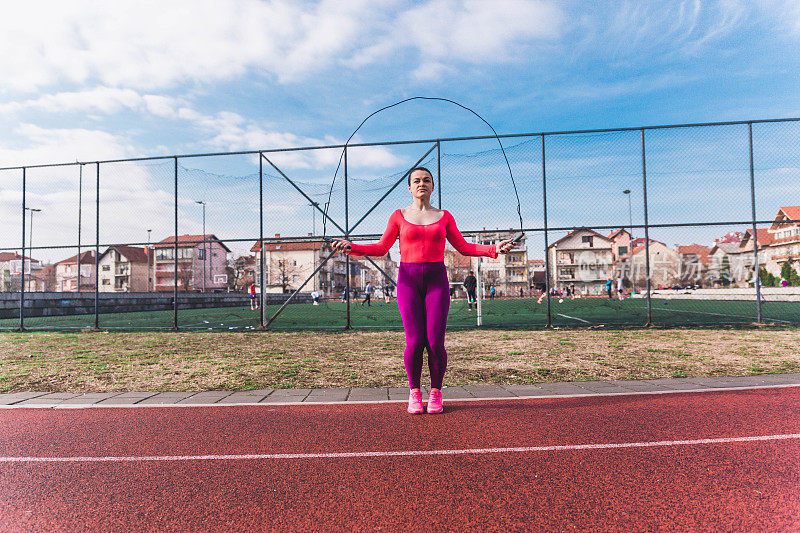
[
  {"x1": 309, "y1": 201, "x2": 319, "y2": 291},
  {"x1": 195, "y1": 200, "x2": 206, "y2": 292},
  {"x1": 623, "y1": 190, "x2": 632, "y2": 239},
  {"x1": 24, "y1": 208, "x2": 41, "y2": 285}
]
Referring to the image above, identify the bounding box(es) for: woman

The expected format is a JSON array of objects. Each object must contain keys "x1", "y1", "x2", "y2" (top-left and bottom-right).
[{"x1": 332, "y1": 167, "x2": 514, "y2": 414}]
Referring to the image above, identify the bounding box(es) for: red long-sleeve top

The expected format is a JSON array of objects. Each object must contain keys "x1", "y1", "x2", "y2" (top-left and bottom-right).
[{"x1": 348, "y1": 209, "x2": 497, "y2": 263}]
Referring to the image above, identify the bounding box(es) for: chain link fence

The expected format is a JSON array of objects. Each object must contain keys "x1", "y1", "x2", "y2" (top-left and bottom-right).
[{"x1": 1, "y1": 118, "x2": 799, "y2": 331}]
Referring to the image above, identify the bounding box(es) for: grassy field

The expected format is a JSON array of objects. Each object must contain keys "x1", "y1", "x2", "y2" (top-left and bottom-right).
[
  {"x1": 1, "y1": 296, "x2": 799, "y2": 331},
  {"x1": 1, "y1": 328, "x2": 798, "y2": 394}
]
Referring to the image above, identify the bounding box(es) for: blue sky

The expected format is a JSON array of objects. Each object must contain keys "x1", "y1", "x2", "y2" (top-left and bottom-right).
[{"x1": 1, "y1": 0, "x2": 799, "y2": 260}]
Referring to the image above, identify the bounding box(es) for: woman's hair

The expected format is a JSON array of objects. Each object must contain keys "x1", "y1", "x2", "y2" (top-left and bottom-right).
[{"x1": 407, "y1": 166, "x2": 433, "y2": 186}]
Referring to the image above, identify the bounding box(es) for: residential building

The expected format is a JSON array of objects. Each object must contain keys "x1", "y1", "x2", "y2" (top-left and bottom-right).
[
  {"x1": 474, "y1": 229, "x2": 529, "y2": 296},
  {"x1": 615, "y1": 241, "x2": 682, "y2": 289},
  {"x1": 707, "y1": 242, "x2": 742, "y2": 286},
  {"x1": 548, "y1": 228, "x2": 612, "y2": 295},
  {"x1": 737, "y1": 228, "x2": 775, "y2": 282},
  {"x1": 55, "y1": 251, "x2": 96, "y2": 292},
  {"x1": 527, "y1": 259, "x2": 546, "y2": 292},
  {"x1": 675, "y1": 244, "x2": 712, "y2": 286},
  {"x1": 152, "y1": 235, "x2": 230, "y2": 292},
  {"x1": 0, "y1": 253, "x2": 42, "y2": 291},
  {"x1": 608, "y1": 229, "x2": 632, "y2": 261},
  {"x1": 98, "y1": 246, "x2": 150, "y2": 292},
  {"x1": 251, "y1": 236, "x2": 330, "y2": 294},
  {"x1": 765, "y1": 206, "x2": 800, "y2": 279}
]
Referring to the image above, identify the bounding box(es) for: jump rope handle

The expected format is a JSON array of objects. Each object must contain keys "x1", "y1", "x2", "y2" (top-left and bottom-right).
[{"x1": 510, "y1": 232, "x2": 525, "y2": 244}]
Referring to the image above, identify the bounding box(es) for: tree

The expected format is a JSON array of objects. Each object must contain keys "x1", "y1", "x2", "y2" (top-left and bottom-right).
[
  {"x1": 176, "y1": 262, "x2": 194, "y2": 291},
  {"x1": 271, "y1": 258, "x2": 302, "y2": 293},
  {"x1": 719, "y1": 255, "x2": 732, "y2": 286},
  {"x1": 780, "y1": 260, "x2": 800, "y2": 286}
]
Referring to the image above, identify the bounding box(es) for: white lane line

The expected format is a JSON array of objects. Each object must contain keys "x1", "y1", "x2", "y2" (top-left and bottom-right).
[
  {"x1": 1, "y1": 434, "x2": 798, "y2": 463},
  {"x1": 557, "y1": 313, "x2": 592, "y2": 324}
]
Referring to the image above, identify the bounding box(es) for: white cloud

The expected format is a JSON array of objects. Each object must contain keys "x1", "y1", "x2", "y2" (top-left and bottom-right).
[
  {"x1": 0, "y1": 124, "x2": 135, "y2": 167},
  {"x1": 0, "y1": 87, "x2": 183, "y2": 116}
]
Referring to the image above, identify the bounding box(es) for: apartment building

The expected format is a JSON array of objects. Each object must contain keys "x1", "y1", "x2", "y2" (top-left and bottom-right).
[
  {"x1": 548, "y1": 228, "x2": 612, "y2": 295},
  {"x1": 765, "y1": 206, "x2": 800, "y2": 279},
  {"x1": 152, "y1": 235, "x2": 230, "y2": 292},
  {"x1": 98, "y1": 246, "x2": 150, "y2": 292},
  {"x1": 475, "y1": 229, "x2": 529, "y2": 296}
]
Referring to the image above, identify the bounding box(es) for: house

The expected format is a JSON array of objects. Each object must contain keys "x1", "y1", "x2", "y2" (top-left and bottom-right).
[
  {"x1": 615, "y1": 241, "x2": 682, "y2": 289},
  {"x1": 251, "y1": 234, "x2": 400, "y2": 297},
  {"x1": 230, "y1": 255, "x2": 256, "y2": 291},
  {"x1": 675, "y1": 244, "x2": 712, "y2": 286},
  {"x1": 0, "y1": 253, "x2": 42, "y2": 291},
  {"x1": 152, "y1": 235, "x2": 230, "y2": 292},
  {"x1": 98, "y1": 245, "x2": 150, "y2": 292},
  {"x1": 474, "y1": 229, "x2": 529, "y2": 297},
  {"x1": 707, "y1": 242, "x2": 742, "y2": 286},
  {"x1": 548, "y1": 228, "x2": 612, "y2": 295},
  {"x1": 608, "y1": 229, "x2": 632, "y2": 261},
  {"x1": 55, "y1": 251, "x2": 96, "y2": 292},
  {"x1": 765, "y1": 206, "x2": 800, "y2": 280},
  {"x1": 737, "y1": 228, "x2": 775, "y2": 282},
  {"x1": 252, "y1": 235, "x2": 332, "y2": 294}
]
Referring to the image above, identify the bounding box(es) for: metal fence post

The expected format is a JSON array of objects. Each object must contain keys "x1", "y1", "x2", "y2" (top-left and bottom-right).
[
  {"x1": 19, "y1": 167, "x2": 26, "y2": 331},
  {"x1": 173, "y1": 157, "x2": 179, "y2": 330},
  {"x1": 748, "y1": 123, "x2": 763, "y2": 323},
  {"x1": 77, "y1": 164, "x2": 82, "y2": 293},
  {"x1": 541, "y1": 135, "x2": 552, "y2": 327},
  {"x1": 437, "y1": 140, "x2": 442, "y2": 209},
  {"x1": 94, "y1": 162, "x2": 100, "y2": 329},
  {"x1": 641, "y1": 129, "x2": 652, "y2": 326},
  {"x1": 259, "y1": 152, "x2": 266, "y2": 327},
  {"x1": 345, "y1": 146, "x2": 351, "y2": 329}
]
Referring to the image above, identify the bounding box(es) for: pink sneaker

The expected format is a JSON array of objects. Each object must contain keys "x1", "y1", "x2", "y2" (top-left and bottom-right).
[
  {"x1": 427, "y1": 388, "x2": 443, "y2": 414},
  {"x1": 407, "y1": 388, "x2": 423, "y2": 415}
]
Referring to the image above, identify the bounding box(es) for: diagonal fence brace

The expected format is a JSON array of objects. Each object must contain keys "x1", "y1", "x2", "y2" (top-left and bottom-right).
[
  {"x1": 262, "y1": 248, "x2": 338, "y2": 329},
  {"x1": 261, "y1": 154, "x2": 348, "y2": 236}
]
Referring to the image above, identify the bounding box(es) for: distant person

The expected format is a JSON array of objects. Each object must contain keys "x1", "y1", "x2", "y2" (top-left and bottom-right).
[
  {"x1": 463, "y1": 270, "x2": 477, "y2": 310},
  {"x1": 519, "y1": 287, "x2": 524, "y2": 298},
  {"x1": 362, "y1": 282, "x2": 372, "y2": 306},
  {"x1": 341, "y1": 287, "x2": 348, "y2": 302},
  {"x1": 617, "y1": 277, "x2": 625, "y2": 300},
  {"x1": 605, "y1": 279, "x2": 613, "y2": 299},
  {"x1": 249, "y1": 283, "x2": 258, "y2": 310},
  {"x1": 311, "y1": 290, "x2": 320, "y2": 305},
  {"x1": 490, "y1": 285, "x2": 496, "y2": 299},
  {"x1": 384, "y1": 285, "x2": 392, "y2": 302}
]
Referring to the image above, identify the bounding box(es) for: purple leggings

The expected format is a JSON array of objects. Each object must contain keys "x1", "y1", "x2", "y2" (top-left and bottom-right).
[{"x1": 397, "y1": 262, "x2": 450, "y2": 390}]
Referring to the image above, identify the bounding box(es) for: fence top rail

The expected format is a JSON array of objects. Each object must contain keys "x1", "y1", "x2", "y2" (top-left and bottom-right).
[{"x1": 1, "y1": 116, "x2": 799, "y2": 172}]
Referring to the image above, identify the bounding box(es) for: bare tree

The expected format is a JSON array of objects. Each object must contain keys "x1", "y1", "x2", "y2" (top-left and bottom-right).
[
  {"x1": 176, "y1": 262, "x2": 193, "y2": 291},
  {"x1": 271, "y1": 258, "x2": 303, "y2": 293}
]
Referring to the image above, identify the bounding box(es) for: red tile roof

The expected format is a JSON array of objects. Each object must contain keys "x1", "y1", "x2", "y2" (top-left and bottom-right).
[
  {"x1": 56, "y1": 251, "x2": 95, "y2": 265},
  {"x1": 676, "y1": 244, "x2": 711, "y2": 266},
  {"x1": 742, "y1": 228, "x2": 775, "y2": 247},
  {"x1": 101, "y1": 245, "x2": 149, "y2": 263},
  {"x1": 251, "y1": 240, "x2": 327, "y2": 252},
  {"x1": 153, "y1": 234, "x2": 231, "y2": 252},
  {"x1": 607, "y1": 229, "x2": 630, "y2": 240}
]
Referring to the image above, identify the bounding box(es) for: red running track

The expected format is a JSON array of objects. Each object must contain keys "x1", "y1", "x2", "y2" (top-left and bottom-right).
[{"x1": 1, "y1": 387, "x2": 799, "y2": 531}]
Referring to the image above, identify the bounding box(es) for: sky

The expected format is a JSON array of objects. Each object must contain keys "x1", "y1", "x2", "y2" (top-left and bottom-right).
[{"x1": 1, "y1": 0, "x2": 799, "y2": 262}]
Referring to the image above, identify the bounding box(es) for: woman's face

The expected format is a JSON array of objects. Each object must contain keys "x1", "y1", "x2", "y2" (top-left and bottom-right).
[{"x1": 408, "y1": 169, "x2": 434, "y2": 200}]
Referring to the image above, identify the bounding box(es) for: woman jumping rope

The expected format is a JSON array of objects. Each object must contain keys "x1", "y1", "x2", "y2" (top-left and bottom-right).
[{"x1": 331, "y1": 167, "x2": 515, "y2": 414}]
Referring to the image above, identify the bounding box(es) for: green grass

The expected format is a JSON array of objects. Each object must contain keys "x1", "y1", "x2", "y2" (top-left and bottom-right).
[{"x1": 1, "y1": 296, "x2": 798, "y2": 331}]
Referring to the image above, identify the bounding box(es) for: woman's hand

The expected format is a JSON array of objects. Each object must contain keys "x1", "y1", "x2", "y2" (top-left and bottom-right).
[
  {"x1": 496, "y1": 239, "x2": 515, "y2": 255},
  {"x1": 331, "y1": 239, "x2": 352, "y2": 254}
]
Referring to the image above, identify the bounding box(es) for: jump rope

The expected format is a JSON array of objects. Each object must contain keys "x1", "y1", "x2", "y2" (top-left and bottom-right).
[{"x1": 319, "y1": 97, "x2": 525, "y2": 248}]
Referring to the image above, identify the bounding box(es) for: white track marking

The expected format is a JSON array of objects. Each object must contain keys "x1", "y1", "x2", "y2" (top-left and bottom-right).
[
  {"x1": 557, "y1": 313, "x2": 592, "y2": 324},
  {"x1": 1, "y1": 434, "x2": 798, "y2": 463},
  {"x1": 651, "y1": 306, "x2": 793, "y2": 324}
]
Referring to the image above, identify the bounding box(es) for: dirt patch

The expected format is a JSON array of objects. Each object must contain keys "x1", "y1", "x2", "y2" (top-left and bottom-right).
[{"x1": 0, "y1": 328, "x2": 798, "y2": 393}]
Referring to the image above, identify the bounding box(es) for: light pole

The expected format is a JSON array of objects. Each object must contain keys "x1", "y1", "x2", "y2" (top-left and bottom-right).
[
  {"x1": 147, "y1": 229, "x2": 152, "y2": 292},
  {"x1": 623, "y1": 190, "x2": 632, "y2": 239},
  {"x1": 195, "y1": 200, "x2": 206, "y2": 292},
  {"x1": 24, "y1": 208, "x2": 40, "y2": 285},
  {"x1": 309, "y1": 201, "x2": 319, "y2": 291}
]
